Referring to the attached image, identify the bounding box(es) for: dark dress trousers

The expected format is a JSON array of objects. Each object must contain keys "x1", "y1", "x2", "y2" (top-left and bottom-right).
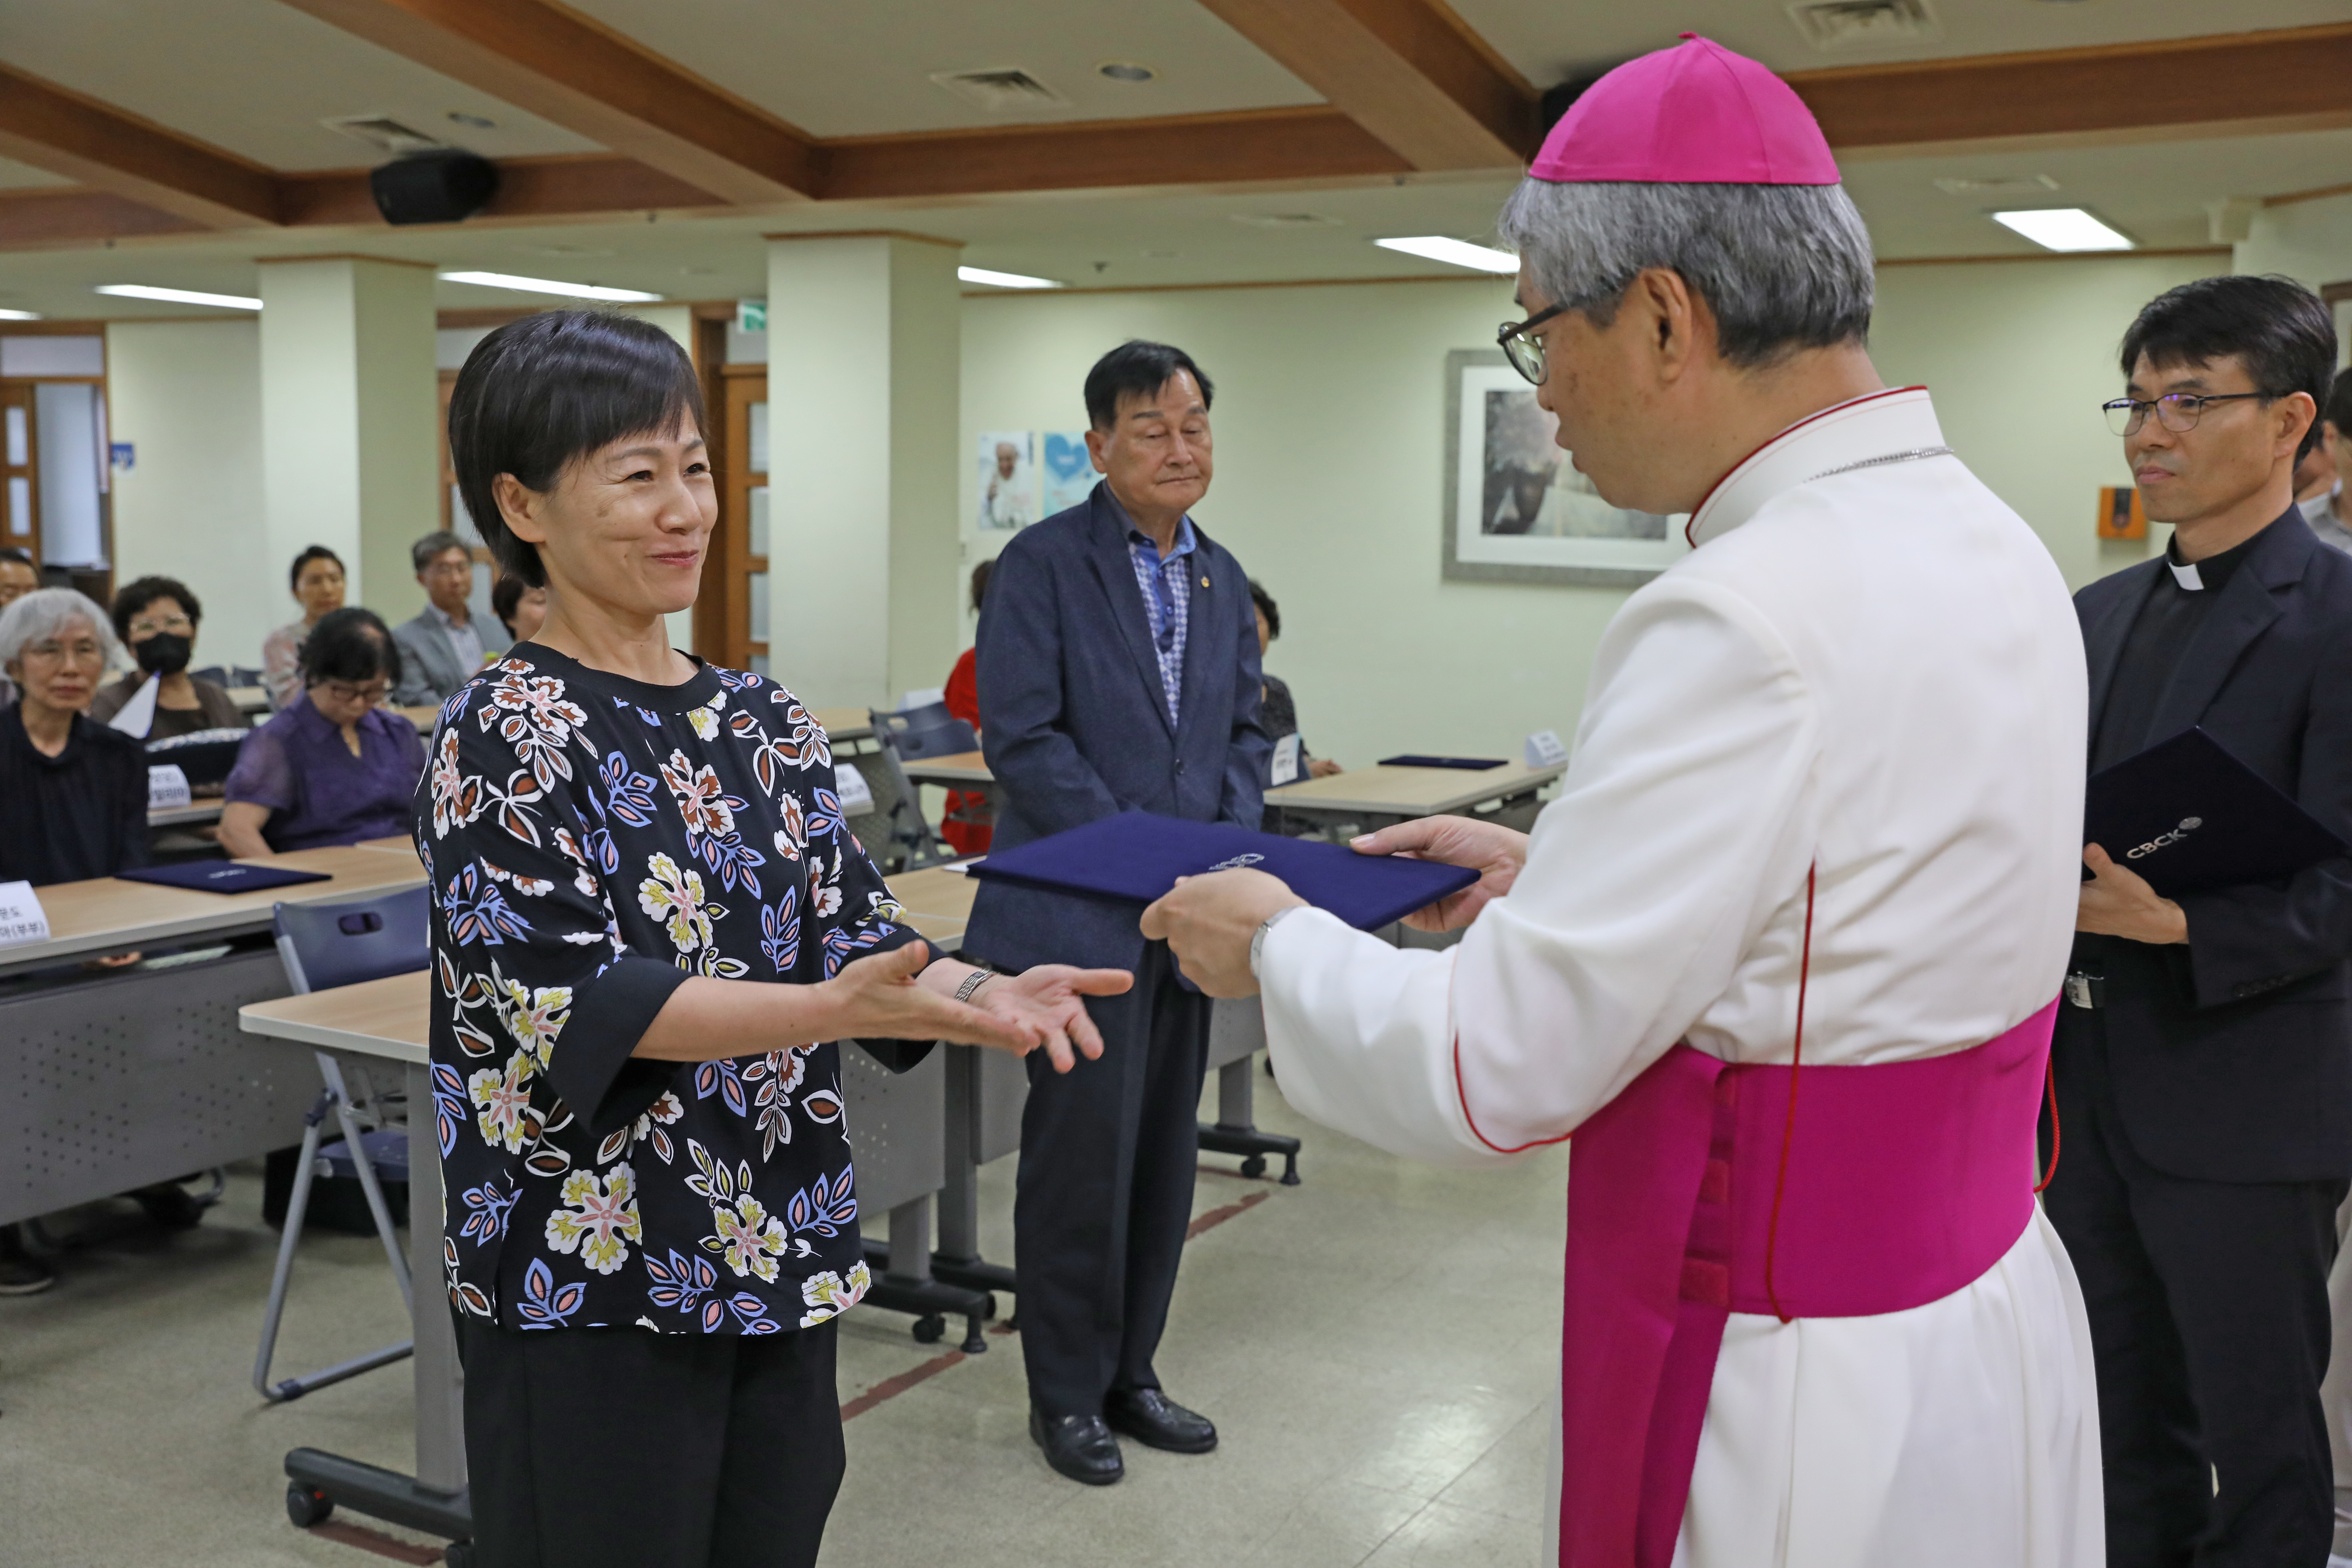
[
  {"x1": 2045, "y1": 508, "x2": 2352, "y2": 1568},
  {"x1": 965, "y1": 482, "x2": 1267, "y2": 1420}
]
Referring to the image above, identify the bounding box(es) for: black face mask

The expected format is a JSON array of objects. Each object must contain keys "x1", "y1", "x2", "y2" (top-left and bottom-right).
[{"x1": 135, "y1": 631, "x2": 191, "y2": 677}]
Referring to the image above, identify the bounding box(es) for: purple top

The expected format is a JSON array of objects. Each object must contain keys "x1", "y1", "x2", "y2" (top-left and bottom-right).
[{"x1": 226, "y1": 693, "x2": 428, "y2": 852}]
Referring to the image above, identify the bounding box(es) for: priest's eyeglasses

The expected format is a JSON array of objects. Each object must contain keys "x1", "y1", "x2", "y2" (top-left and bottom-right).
[
  {"x1": 1498, "y1": 302, "x2": 1569, "y2": 385},
  {"x1": 2101, "y1": 392, "x2": 2267, "y2": 438}
]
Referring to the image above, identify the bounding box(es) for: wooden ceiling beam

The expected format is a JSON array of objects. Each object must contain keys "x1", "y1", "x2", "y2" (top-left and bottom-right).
[
  {"x1": 273, "y1": 0, "x2": 822, "y2": 205},
  {"x1": 0, "y1": 187, "x2": 206, "y2": 252},
  {"x1": 0, "y1": 64, "x2": 280, "y2": 229},
  {"x1": 275, "y1": 153, "x2": 728, "y2": 227},
  {"x1": 1797, "y1": 23, "x2": 2352, "y2": 159},
  {"x1": 1190, "y1": 0, "x2": 1535, "y2": 170}
]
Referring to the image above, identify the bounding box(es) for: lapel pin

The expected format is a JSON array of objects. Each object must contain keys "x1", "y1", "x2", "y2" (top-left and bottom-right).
[{"x1": 1200, "y1": 575, "x2": 1210, "y2": 588}]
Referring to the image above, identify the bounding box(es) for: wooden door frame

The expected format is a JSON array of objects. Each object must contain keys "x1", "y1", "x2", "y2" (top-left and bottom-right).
[{"x1": 719, "y1": 365, "x2": 768, "y2": 674}]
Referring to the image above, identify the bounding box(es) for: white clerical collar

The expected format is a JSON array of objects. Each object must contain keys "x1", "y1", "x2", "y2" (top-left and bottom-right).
[
  {"x1": 1685, "y1": 386, "x2": 1948, "y2": 549},
  {"x1": 2168, "y1": 558, "x2": 2203, "y2": 590}
]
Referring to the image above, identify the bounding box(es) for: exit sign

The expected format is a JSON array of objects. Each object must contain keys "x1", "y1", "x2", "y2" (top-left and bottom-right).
[{"x1": 736, "y1": 299, "x2": 766, "y2": 335}]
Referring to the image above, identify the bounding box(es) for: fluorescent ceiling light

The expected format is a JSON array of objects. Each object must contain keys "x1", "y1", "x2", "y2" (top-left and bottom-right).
[
  {"x1": 1374, "y1": 235, "x2": 1518, "y2": 273},
  {"x1": 0, "y1": 309, "x2": 42, "y2": 321},
  {"x1": 93, "y1": 284, "x2": 261, "y2": 310},
  {"x1": 1990, "y1": 208, "x2": 2134, "y2": 252},
  {"x1": 438, "y1": 270, "x2": 663, "y2": 302},
  {"x1": 958, "y1": 266, "x2": 1061, "y2": 289}
]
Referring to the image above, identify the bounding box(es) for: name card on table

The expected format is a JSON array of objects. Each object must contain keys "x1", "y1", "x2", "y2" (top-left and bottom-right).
[
  {"x1": 1524, "y1": 730, "x2": 1568, "y2": 769},
  {"x1": 0, "y1": 880, "x2": 51, "y2": 948},
  {"x1": 147, "y1": 764, "x2": 192, "y2": 812},
  {"x1": 834, "y1": 762, "x2": 875, "y2": 815},
  {"x1": 1270, "y1": 733, "x2": 1302, "y2": 787}
]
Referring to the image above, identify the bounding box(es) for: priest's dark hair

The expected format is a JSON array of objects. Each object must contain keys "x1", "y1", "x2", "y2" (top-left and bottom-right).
[
  {"x1": 447, "y1": 309, "x2": 706, "y2": 587},
  {"x1": 1084, "y1": 340, "x2": 1214, "y2": 429},
  {"x1": 2120, "y1": 275, "x2": 2335, "y2": 461},
  {"x1": 299, "y1": 606, "x2": 403, "y2": 688}
]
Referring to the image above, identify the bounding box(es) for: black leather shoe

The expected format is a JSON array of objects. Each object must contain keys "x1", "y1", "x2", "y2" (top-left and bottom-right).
[
  {"x1": 1105, "y1": 1388, "x2": 1217, "y2": 1454},
  {"x1": 1030, "y1": 1408, "x2": 1123, "y2": 1485}
]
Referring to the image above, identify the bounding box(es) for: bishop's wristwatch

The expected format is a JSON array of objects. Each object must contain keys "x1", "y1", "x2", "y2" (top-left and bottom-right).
[{"x1": 1250, "y1": 905, "x2": 1306, "y2": 980}]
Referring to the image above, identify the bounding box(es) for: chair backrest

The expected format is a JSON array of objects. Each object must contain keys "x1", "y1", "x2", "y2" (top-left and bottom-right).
[
  {"x1": 232, "y1": 665, "x2": 266, "y2": 687},
  {"x1": 273, "y1": 886, "x2": 431, "y2": 996},
  {"x1": 872, "y1": 703, "x2": 978, "y2": 762},
  {"x1": 192, "y1": 664, "x2": 229, "y2": 688},
  {"x1": 859, "y1": 710, "x2": 958, "y2": 871}
]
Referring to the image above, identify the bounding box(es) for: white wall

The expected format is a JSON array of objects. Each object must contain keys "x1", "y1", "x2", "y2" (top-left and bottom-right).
[
  {"x1": 105, "y1": 318, "x2": 274, "y2": 670},
  {"x1": 2236, "y1": 194, "x2": 2352, "y2": 366},
  {"x1": 960, "y1": 255, "x2": 2224, "y2": 765}
]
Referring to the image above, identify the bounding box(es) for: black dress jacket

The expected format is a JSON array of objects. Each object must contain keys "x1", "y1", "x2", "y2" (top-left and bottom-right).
[{"x1": 2068, "y1": 508, "x2": 2352, "y2": 1182}]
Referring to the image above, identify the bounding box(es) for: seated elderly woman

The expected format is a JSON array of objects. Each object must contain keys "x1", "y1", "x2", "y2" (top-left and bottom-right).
[
  {"x1": 219, "y1": 608, "x2": 426, "y2": 857},
  {"x1": 427, "y1": 310, "x2": 1130, "y2": 1564},
  {"x1": 88, "y1": 575, "x2": 249, "y2": 740}
]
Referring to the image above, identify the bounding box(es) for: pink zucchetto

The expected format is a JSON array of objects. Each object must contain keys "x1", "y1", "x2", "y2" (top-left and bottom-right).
[{"x1": 1530, "y1": 34, "x2": 1840, "y2": 187}]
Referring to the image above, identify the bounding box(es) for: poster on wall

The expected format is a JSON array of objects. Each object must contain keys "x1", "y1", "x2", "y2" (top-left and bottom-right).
[
  {"x1": 976, "y1": 431, "x2": 1038, "y2": 531},
  {"x1": 1039, "y1": 430, "x2": 1096, "y2": 516},
  {"x1": 1441, "y1": 349, "x2": 1686, "y2": 586}
]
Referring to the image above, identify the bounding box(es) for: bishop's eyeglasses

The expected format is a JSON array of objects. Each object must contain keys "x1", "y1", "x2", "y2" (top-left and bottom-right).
[
  {"x1": 2101, "y1": 391, "x2": 2268, "y2": 438},
  {"x1": 1498, "y1": 302, "x2": 1569, "y2": 386}
]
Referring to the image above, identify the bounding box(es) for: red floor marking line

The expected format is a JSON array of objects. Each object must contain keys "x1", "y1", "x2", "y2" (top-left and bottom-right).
[
  {"x1": 305, "y1": 1520, "x2": 445, "y2": 1564},
  {"x1": 1185, "y1": 1188, "x2": 1269, "y2": 1240},
  {"x1": 840, "y1": 1349, "x2": 966, "y2": 1421}
]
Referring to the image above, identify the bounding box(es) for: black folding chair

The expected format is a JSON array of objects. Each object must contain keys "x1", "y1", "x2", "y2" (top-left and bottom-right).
[{"x1": 867, "y1": 704, "x2": 979, "y2": 871}]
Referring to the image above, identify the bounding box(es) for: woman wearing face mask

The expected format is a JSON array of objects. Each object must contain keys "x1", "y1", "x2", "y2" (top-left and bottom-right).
[{"x1": 87, "y1": 576, "x2": 249, "y2": 740}]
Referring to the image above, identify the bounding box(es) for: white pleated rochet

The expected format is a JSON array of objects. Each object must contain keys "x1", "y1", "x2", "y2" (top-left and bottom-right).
[{"x1": 1258, "y1": 388, "x2": 2104, "y2": 1567}]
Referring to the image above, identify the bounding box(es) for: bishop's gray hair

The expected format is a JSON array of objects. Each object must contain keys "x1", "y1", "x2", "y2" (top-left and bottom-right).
[{"x1": 1496, "y1": 179, "x2": 1876, "y2": 369}]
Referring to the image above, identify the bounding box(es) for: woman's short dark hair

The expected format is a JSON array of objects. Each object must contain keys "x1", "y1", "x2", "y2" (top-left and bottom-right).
[
  {"x1": 1084, "y1": 340, "x2": 1213, "y2": 430},
  {"x1": 491, "y1": 573, "x2": 530, "y2": 636},
  {"x1": 2120, "y1": 275, "x2": 2337, "y2": 460},
  {"x1": 111, "y1": 575, "x2": 201, "y2": 641},
  {"x1": 288, "y1": 544, "x2": 343, "y2": 594},
  {"x1": 300, "y1": 607, "x2": 402, "y2": 687},
  {"x1": 447, "y1": 310, "x2": 707, "y2": 587},
  {"x1": 1247, "y1": 579, "x2": 1280, "y2": 641},
  {"x1": 969, "y1": 559, "x2": 993, "y2": 616}
]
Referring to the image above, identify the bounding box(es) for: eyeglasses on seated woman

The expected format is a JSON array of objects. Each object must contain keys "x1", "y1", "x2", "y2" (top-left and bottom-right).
[{"x1": 422, "y1": 310, "x2": 1131, "y2": 1567}]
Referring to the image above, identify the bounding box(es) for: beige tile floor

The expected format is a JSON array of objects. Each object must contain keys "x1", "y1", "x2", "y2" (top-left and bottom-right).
[{"x1": 0, "y1": 1069, "x2": 1567, "y2": 1567}]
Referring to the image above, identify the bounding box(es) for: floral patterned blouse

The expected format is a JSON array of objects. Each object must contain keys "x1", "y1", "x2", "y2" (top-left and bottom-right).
[{"x1": 414, "y1": 645, "x2": 932, "y2": 1336}]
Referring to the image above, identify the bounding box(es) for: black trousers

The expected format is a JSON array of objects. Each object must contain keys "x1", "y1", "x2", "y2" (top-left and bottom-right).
[
  {"x1": 456, "y1": 1317, "x2": 844, "y2": 1568},
  {"x1": 2044, "y1": 1012, "x2": 2345, "y2": 1568},
  {"x1": 1014, "y1": 939, "x2": 1210, "y2": 1419}
]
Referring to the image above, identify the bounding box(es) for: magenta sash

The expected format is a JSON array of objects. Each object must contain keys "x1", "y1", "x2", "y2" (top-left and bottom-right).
[{"x1": 1557, "y1": 999, "x2": 2059, "y2": 1567}]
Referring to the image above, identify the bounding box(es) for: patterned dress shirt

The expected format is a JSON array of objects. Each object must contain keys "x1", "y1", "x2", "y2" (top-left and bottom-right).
[{"x1": 1121, "y1": 507, "x2": 1198, "y2": 726}]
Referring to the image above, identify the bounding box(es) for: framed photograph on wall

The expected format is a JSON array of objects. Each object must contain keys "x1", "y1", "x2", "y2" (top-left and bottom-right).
[
  {"x1": 1441, "y1": 348, "x2": 1687, "y2": 586},
  {"x1": 975, "y1": 430, "x2": 1039, "y2": 532}
]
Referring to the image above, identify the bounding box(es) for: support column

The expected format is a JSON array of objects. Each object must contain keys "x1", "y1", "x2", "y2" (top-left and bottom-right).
[
  {"x1": 764, "y1": 233, "x2": 961, "y2": 711},
  {"x1": 258, "y1": 257, "x2": 438, "y2": 615}
]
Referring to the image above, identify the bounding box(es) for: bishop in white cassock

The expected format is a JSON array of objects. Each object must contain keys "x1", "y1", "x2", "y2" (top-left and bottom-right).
[{"x1": 1142, "y1": 35, "x2": 2102, "y2": 1568}]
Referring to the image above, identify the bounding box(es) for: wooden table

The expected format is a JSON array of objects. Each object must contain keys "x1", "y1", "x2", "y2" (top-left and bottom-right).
[
  {"x1": 886, "y1": 863, "x2": 978, "y2": 950},
  {"x1": 355, "y1": 834, "x2": 417, "y2": 854},
  {"x1": 812, "y1": 705, "x2": 873, "y2": 744},
  {"x1": 228, "y1": 684, "x2": 270, "y2": 715},
  {"x1": 898, "y1": 748, "x2": 992, "y2": 788},
  {"x1": 150, "y1": 801, "x2": 225, "y2": 828},
  {"x1": 393, "y1": 704, "x2": 439, "y2": 732},
  {"x1": 1266, "y1": 758, "x2": 1563, "y2": 833}
]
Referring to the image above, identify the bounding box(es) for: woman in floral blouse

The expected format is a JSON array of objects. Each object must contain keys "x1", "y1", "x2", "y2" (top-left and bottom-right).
[{"x1": 427, "y1": 311, "x2": 1127, "y2": 1568}]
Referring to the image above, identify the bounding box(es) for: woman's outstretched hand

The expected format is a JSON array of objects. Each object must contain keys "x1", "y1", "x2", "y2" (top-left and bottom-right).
[
  {"x1": 1351, "y1": 816, "x2": 1530, "y2": 931},
  {"x1": 818, "y1": 945, "x2": 1032, "y2": 1054},
  {"x1": 972, "y1": 964, "x2": 1132, "y2": 1073}
]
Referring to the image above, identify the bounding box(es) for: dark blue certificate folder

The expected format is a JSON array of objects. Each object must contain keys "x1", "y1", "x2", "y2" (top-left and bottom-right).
[
  {"x1": 116, "y1": 862, "x2": 335, "y2": 895},
  {"x1": 967, "y1": 812, "x2": 1479, "y2": 931},
  {"x1": 1377, "y1": 755, "x2": 1507, "y2": 771},
  {"x1": 2083, "y1": 727, "x2": 2347, "y2": 897}
]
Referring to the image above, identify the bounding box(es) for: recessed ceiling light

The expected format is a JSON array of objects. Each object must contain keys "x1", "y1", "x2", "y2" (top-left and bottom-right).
[
  {"x1": 321, "y1": 115, "x2": 443, "y2": 154},
  {"x1": 931, "y1": 69, "x2": 1066, "y2": 112},
  {"x1": 1932, "y1": 174, "x2": 2058, "y2": 196},
  {"x1": 1373, "y1": 236, "x2": 1518, "y2": 273},
  {"x1": 958, "y1": 266, "x2": 1062, "y2": 289},
  {"x1": 0, "y1": 308, "x2": 43, "y2": 321},
  {"x1": 93, "y1": 284, "x2": 261, "y2": 309},
  {"x1": 1098, "y1": 61, "x2": 1157, "y2": 83},
  {"x1": 448, "y1": 111, "x2": 496, "y2": 130},
  {"x1": 1990, "y1": 208, "x2": 2134, "y2": 252},
  {"x1": 438, "y1": 270, "x2": 664, "y2": 302},
  {"x1": 1231, "y1": 212, "x2": 1341, "y2": 228}
]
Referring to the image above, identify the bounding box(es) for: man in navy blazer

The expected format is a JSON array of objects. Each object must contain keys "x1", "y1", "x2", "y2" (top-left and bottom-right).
[
  {"x1": 966, "y1": 340, "x2": 1268, "y2": 1484},
  {"x1": 2047, "y1": 276, "x2": 2352, "y2": 1566}
]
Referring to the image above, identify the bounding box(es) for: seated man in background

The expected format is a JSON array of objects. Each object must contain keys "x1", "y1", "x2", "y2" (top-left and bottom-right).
[
  {"x1": 89, "y1": 576, "x2": 248, "y2": 741},
  {"x1": 259, "y1": 545, "x2": 346, "y2": 710},
  {"x1": 391, "y1": 530, "x2": 503, "y2": 706},
  {"x1": 940, "y1": 559, "x2": 993, "y2": 855},
  {"x1": 0, "y1": 546, "x2": 36, "y2": 707},
  {"x1": 1247, "y1": 579, "x2": 1341, "y2": 783},
  {"x1": 220, "y1": 608, "x2": 426, "y2": 856}
]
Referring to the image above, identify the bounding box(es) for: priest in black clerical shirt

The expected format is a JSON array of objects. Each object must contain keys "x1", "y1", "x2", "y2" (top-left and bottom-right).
[{"x1": 2047, "y1": 275, "x2": 2352, "y2": 1568}]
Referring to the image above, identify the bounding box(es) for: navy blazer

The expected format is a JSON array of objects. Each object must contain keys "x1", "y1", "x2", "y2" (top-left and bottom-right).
[
  {"x1": 964, "y1": 483, "x2": 1268, "y2": 974},
  {"x1": 2066, "y1": 508, "x2": 2352, "y2": 1181}
]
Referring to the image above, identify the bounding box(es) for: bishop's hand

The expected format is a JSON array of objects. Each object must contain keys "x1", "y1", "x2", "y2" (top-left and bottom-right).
[
  {"x1": 1141, "y1": 868, "x2": 1304, "y2": 998},
  {"x1": 2076, "y1": 843, "x2": 2189, "y2": 944},
  {"x1": 1351, "y1": 816, "x2": 1530, "y2": 931}
]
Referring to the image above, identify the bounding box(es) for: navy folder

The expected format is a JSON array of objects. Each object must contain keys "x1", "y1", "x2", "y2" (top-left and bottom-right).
[
  {"x1": 966, "y1": 812, "x2": 1479, "y2": 931},
  {"x1": 2083, "y1": 727, "x2": 2347, "y2": 897},
  {"x1": 117, "y1": 862, "x2": 335, "y2": 895},
  {"x1": 1377, "y1": 755, "x2": 1507, "y2": 771}
]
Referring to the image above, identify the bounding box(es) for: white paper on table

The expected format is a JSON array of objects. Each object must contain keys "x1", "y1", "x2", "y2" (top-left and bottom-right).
[
  {"x1": 834, "y1": 762, "x2": 875, "y2": 814},
  {"x1": 147, "y1": 764, "x2": 191, "y2": 811},
  {"x1": 1524, "y1": 728, "x2": 1568, "y2": 768},
  {"x1": 0, "y1": 880, "x2": 50, "y2": 948},
  {"x1": 108, "y1": 674, "x2": 158, "y2": 738},
  {"x1": 1271, "y1": 732, "x2": 1302, "y2": 787}
]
